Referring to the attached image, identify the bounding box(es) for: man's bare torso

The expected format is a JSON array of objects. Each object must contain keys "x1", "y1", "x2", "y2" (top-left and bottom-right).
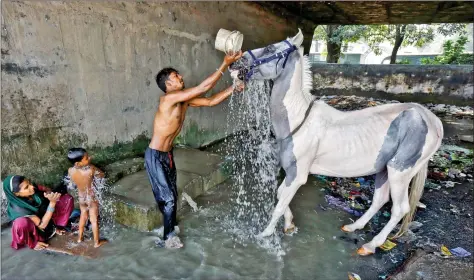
[{"x1": 149, "y1": 98, "x2": 189, "y2": 152}]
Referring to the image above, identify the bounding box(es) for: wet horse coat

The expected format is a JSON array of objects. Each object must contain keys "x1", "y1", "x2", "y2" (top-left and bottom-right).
[{"x1": 230, "y1": 29, "x2": 443, "y2": 255}]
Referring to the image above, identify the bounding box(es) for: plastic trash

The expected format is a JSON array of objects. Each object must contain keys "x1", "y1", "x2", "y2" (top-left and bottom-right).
[
  {"x1": 69, "y1": 208, "x2": 81, "y2": 221},
  {"x1": 348, "y1": 272, "x2": 361, "y2": 280},
  {"x1": 408, "y1": 221, "x2": 423, "y2": 231},
  {"x1": 325, "y1": 195, "x2": 363, "y2": 216},
  {"x1": 417, "y1": 202, "x2": 427, "y2": 209},
  {"x1": 425, "y1": 181, "x2": 441, "y2": 190},
  {"x1": 450, "y1": 247, "x2": 471, "y2": 257},
  {"x1": 441, "y1": 245, "x2": 452, "y2": 256},
  {"x1": 445, "y1": 181, "x2": 455, "y2": 188},
  {"x1": 314, "y1": 175, "x2": 328, "y2": 182},
  {"x1": 429, "y1": 171, "x2": 446, "y2": 180},
  {"x1": 379, "y1": 239, "x2": 397, "y2": 251}
]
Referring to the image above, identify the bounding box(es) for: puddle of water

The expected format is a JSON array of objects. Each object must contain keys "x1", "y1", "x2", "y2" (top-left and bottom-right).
[{"x1": 2, "y1": 178, "x2": 393, "y2": 279}]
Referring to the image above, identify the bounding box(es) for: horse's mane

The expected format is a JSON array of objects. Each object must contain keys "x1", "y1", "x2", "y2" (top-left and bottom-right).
[
  {"x1": 285, "y1": 34, "x2": 315, "y2": 103},
  {"x1": 299, "y1": 48, "x2": 315, "y2": 103}
]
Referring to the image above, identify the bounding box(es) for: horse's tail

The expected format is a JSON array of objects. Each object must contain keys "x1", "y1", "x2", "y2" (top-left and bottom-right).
[{"x1": 393, "y1": 161, "x2": 428, "y2": 238}]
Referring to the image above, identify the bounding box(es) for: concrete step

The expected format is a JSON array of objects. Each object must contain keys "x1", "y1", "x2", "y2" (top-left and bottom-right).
[{"x1": 110, "y1": 148, "x2": 229, "y2": 231}]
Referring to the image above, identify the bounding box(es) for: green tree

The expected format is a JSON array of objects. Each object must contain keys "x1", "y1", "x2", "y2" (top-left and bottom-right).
[
  {"x1": 363, "y1": 24, "x2": 467, "y2": 64},
  {"x1": 313, "y1": 25, "x2": 367, "y2": 63},
  {"x1": 420, "y1": 36, "x2": 474, "y2": 65}
]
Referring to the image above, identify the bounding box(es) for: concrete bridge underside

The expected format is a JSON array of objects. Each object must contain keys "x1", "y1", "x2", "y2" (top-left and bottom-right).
[{"x1": 260, "y1": 1, "x2": 474, "y2": 25}]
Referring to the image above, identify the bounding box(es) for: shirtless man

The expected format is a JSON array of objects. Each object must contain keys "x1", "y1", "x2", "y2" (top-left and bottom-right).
[{"x1": 146, "y1": 51, "x2": 243, "y2": 249}]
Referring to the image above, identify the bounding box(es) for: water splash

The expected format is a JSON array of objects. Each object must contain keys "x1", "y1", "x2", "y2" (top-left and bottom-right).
[
  {"x1": 182, "y1": 192, "x2": 199, "y2": 212},
  {"x1": 63, "y1": 173, "x2": 118, "y2": 237},
  {"x1": 217, "y1": 79, "x2": 284, "y2": 255}
]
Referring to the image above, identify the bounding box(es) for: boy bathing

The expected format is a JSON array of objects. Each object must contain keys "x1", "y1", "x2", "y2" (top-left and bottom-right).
[{"x1": 66, "y1": 148, "x2": 107, "y2": 248}]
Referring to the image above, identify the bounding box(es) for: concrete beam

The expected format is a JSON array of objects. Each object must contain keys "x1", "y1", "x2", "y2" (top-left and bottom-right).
[{"x1": 261, "y1": 1, "x2": 474, "y2": 25}]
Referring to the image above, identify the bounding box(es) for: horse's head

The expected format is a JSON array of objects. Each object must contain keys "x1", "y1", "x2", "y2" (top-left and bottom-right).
[{"x1": 229, "y1": 29, "x2": 304, "y2": 81}]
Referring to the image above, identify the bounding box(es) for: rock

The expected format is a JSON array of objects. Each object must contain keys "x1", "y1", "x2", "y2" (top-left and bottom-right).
[
  {"x1": 110, "y1": 148, "x2": 230, "y2": 231},
  {"x1": 398, "y1": 229, "x2": 418, "y2": 243},
  {"x1": 392, "y1": 250, "x2": 473, "y2": 280},
  {"x1": 450, "y1": 204, "x2": 461, "y2": 215},
  {"x1": 408, "y1": 221, "x2": 423, "y2": 231},
  {"x1": 459, "y1": 135, "x2": 474, "y2": 143},
  {"x1": 417, "y1": 202, "x2": 427, "y2": 209},
  {"x1": 103, "y1": 157, "x2": 145, "y2": 185}
]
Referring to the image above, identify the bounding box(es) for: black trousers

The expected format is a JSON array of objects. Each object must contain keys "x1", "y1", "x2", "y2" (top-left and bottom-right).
[{"x1": 145, "y1": 147, "x2": 178, "y2": 240}]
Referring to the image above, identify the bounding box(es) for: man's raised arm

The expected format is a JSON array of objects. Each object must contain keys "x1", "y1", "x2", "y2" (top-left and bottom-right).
[
  {"x1": 164, "y1": 51, "x2": 242, "y2": 104},
  {"x1": 188, "y1": 81, "x2": 244, "y2": 107}
]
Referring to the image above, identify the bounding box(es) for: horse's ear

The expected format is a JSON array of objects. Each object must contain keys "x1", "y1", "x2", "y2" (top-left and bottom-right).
[{"x1": 291, "y1": 28, "x2": 304, "y2": 47}]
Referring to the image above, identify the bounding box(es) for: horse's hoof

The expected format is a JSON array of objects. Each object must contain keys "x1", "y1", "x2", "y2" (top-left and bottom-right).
[
  {"x1": 356, "y1": 246, "x2": 374, "y2": 256},
  {"x1": 341, "y1": 225, "x2": 351, "y2": 233},
  {"x1": 283, "y1": 223, "x2": 296, "y2": 235}
]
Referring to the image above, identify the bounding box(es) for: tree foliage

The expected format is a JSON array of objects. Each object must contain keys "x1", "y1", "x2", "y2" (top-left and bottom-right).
[
  {"x1": 421, "y1": 36, "x2": 474, "y2": 65},
  {"x1": 313, "y1": 25, "x2": 366, "y2": 47},
  {"x1": 314, "y1": 23, "x2": 469, "y2": 64},
  {"x1": 362, "y1": 23, "x2": 467, "y2": 64},
  {"x1": 313, "y1": 25, "x2": 367, "y2": 63}
]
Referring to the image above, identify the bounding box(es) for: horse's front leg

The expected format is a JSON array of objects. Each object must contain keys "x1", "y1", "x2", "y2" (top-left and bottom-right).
[
  {"x1": 277, "y1": 181, "x2": 296, "y2": 234},
  {"x1": 259, "y1": 167, "x2": 309, "y2": 237}
]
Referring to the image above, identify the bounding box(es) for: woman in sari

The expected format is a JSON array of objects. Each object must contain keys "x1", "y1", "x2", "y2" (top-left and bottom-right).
[{"x1": 3, "y1": 175, "x2": 74, "y2": 250}]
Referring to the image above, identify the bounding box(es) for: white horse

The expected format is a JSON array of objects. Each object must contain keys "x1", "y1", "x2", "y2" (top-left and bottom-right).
[{"x1": 229, "y1": 29, "x2": 443, "y2": 255}]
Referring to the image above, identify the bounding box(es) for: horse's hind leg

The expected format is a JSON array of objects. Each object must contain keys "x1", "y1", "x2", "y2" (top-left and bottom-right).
[
  {"x1": 342, "y1": 169, "x2": 390, "y2": 233},
  {"x1": 358, "y1": 166, "x2": 412, "y2": 255}
]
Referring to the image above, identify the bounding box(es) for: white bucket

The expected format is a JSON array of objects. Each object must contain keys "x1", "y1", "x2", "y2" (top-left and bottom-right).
[{"x1": 215, "y1": 29, "x2": 243, "y2": 54}]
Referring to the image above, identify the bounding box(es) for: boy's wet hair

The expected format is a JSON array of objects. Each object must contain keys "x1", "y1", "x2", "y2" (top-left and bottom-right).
[
  {"x1": 156, "y1": 67, "x2": 178, "y2": 93},
  {"x1": 68, "y1": 147, "x2": 87, "y2": 164}
]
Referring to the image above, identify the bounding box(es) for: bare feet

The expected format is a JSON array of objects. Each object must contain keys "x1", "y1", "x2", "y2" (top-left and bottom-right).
[
  {"x1": 94, "y1": 239, "x2": 108, "y2": 248},
  {"x1": 77, "y1": 237, "x2": 83, "y2": 243},
  {"x1": 164, "y1": 236, "x2": 184, "y2": 249},
  {"x1": 154, "y1": 226, "x2": 180, "y2": 238},
  {"x1": 57, "y1": 229, "x2": 66, "y2": 236},
  {"x1": 34, "y1": 241, "x2": 49, "y2": 251}
]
